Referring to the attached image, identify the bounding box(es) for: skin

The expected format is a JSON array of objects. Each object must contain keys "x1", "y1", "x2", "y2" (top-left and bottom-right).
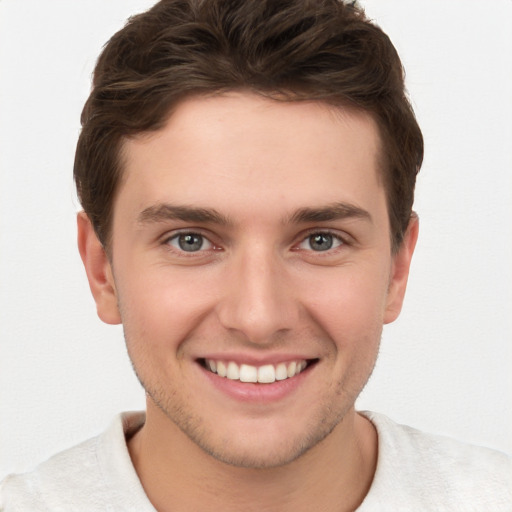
[{"x1": 78, "y1": 92, "x2": 418, "y2": 511}]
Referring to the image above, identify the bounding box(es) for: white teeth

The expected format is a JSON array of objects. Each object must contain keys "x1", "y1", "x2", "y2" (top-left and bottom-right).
[
  {"x1": 226, "y1": 362, "x2": 240, "y2": 380},
  {"x1": 287, "y1": 361, "x2": 297, "y2": 378},
  {"x1": 275, "y1": 363, "x2": 288, "y2": 381},
  {"x1": 239, "y1": 364, "x2": 257, "y2": 383},
  {"x1": 257, "y1": 364, "x2": 276, "y2": 384},
  {"x1": 205, "y1": 359, "x2": 308, "y2": 383},
  {"x1": 216, "y1": 361, "x2": 227, "y2": 377}
]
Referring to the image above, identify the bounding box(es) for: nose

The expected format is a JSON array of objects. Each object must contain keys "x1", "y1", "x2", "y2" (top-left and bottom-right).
[{"x1": 216, "y1": 246, "x2": 299, "y2": 344}]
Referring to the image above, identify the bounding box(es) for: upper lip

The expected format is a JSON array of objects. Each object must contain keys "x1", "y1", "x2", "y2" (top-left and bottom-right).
[{"x1": 197, "y1": 353, "x2": 317, "y2": 366}]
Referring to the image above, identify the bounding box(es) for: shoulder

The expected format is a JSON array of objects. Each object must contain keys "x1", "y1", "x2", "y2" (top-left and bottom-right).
[
  {"x1": 1, "y1": 434, "x2": 102, "y2": 512},
  {"x1": 359, "y1": 411, "x2": 512, "y2": 511},
  {"x1": 0, "y1": 412, "x2": 151, "y2": 512}
]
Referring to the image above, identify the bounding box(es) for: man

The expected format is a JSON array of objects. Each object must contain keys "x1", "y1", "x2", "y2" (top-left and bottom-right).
[{"x1": 1, "y1": 0, "x2": 510, "y2": 510}]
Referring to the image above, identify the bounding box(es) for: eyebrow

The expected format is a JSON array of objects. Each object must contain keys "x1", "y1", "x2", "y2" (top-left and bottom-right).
[
  {"x1": 137, "y1": 201, "x2": 372, "y2": 227},
  {"x1": 288, "y1": 202, "x2": 372, "y2": 224},
  {"x1": 137, "y1": 203, "x2": 232, "y2": 226}
]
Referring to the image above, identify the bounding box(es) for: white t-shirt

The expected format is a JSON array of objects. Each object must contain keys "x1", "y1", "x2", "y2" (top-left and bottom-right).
[{"x1": 1, "y1": 411, "x2": 511, "y2": 511}]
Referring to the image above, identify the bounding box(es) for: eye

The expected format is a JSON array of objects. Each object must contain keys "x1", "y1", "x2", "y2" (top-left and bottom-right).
[
  {"x1": 167, "y1": 232, "x2": 213, "y2": 252},
  {"x1": 298, "y1": 232, "x2": 344, "y2": 252}
]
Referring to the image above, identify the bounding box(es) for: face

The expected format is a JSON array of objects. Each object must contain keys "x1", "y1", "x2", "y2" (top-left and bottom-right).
[{"x1": 79, "y1": 92, "x2": 416, "y2": 469}]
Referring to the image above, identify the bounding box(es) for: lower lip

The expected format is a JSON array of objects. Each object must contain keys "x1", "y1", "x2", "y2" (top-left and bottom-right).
[{"x1": 199, "y1": 363, "x2": 313, "y2": 403}]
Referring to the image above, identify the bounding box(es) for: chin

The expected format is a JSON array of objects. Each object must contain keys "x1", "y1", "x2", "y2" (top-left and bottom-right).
[
  {"x1": 176, "y1": 411, "x2": 346, "y2": 470},
  {"x1": 193, "y1": 433, "x2": 323, "y2": 469}
]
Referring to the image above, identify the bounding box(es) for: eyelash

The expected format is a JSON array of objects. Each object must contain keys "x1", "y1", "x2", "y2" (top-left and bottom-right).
[
  {"x1": 163, "y1": 230, "x2": 218, "y2": 255},
  {"x1": 162, "y1": 229, "x2": 349, "y2": 256},
  {"x1": 294, "y1": 229, "x2": 348, "y2": 254}
]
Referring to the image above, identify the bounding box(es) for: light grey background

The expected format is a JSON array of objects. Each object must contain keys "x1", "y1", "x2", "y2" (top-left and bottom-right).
[{"x1": 1, "y1": 0, "x2": 511, "y2": 477}]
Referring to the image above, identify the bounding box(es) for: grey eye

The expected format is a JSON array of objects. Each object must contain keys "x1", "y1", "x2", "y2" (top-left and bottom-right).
[
  {"x1": 298, "y1": 232, "x2": 343, "y2": 252},
  {"x1": 309, "y1": 233, "x2": 334, "y2": 251},
  {"x1": 169, "y1": 233, "x2": 212, "y2": 252}
]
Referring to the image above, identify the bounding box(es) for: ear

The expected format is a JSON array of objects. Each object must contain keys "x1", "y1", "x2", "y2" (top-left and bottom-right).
[
  {"x1": 77, "y1": 211, "x2": 121, "y2": 325},
  {"x1": 383, "y1": 214, "x2": 419, "y2": 324}
]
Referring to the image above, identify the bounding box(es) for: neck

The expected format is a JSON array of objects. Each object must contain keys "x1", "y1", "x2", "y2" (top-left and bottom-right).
[{"x1": 128, "y1": 403, "x2": 377, "y2": 512}]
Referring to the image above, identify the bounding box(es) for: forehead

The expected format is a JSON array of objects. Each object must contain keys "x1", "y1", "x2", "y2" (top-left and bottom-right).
[{"x1": 116, "y1": 93, "x2": 385, "y2": 226}]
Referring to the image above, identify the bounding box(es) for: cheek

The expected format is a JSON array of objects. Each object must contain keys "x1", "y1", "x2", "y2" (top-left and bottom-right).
[
  {"x1": 302, "y1": 266, "x2": 390, "y2": 346},
  {"x1": 115, "y1": 266, "x2": 216, "y2": 351}
]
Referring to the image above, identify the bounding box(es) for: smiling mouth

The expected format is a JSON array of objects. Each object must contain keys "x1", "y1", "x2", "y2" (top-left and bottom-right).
[{"x1": 199, "y1": 359, "x2": 317, "y2": 384}]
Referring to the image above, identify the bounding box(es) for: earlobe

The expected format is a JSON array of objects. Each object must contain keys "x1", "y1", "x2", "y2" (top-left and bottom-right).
[
  {"x1": 383, "y1": 215, "x2": 419, "y2": 324},
  {"x1": 77, "y1": 212, "x2": 121, "y2": 325}
]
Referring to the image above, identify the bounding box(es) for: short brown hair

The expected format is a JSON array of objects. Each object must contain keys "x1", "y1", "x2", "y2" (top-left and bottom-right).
[{"x1": 74, "y1": 0, "x2": 423, "y2": 251}]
